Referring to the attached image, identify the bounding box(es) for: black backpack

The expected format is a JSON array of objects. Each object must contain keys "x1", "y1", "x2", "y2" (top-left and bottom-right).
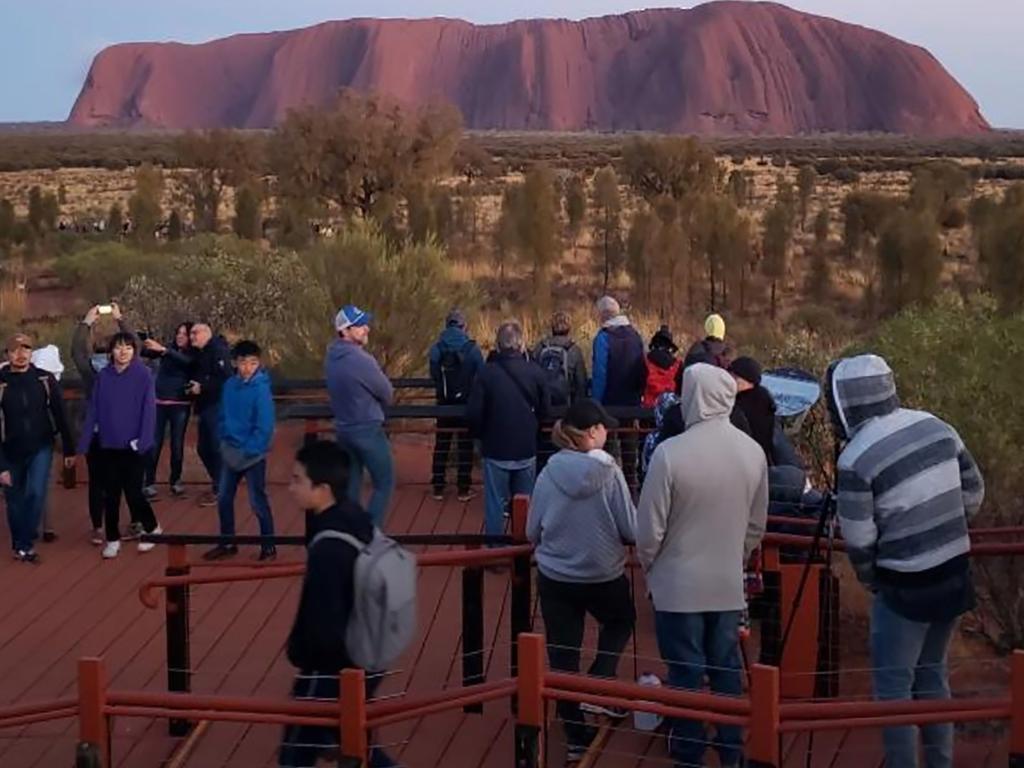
[
  {"x1": 437, "y1": 341, "x2": 475, "y2": 404},
  {"x1": 538, "y1": 342, "x2": 572, "y2": 406}
]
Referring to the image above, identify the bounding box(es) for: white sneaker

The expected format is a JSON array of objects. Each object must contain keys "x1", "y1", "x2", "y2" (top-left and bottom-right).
[
  {"x1": 137, "y1": 526, "x2": 162, "y2": 553},
  {"x1": 102, "y1": 540, "x2": 121, "y2": 559}
]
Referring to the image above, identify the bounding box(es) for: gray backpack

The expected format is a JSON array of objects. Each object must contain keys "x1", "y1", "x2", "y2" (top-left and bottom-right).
[{"x1": 311, "y1": 528, "x2": 418, "y2": 672}]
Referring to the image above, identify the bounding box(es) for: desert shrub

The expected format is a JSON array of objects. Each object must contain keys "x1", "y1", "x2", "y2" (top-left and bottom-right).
[{"x1": 54, "y1": 242, "x2": 165, "y2": 304}]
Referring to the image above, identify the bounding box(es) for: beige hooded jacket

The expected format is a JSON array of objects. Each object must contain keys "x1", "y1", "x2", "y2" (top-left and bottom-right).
[{"x1": 637, "y1": 363, "x2": 768, "y2": 613}]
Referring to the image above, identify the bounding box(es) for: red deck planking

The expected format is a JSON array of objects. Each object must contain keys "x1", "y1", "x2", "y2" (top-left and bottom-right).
[{"x1": 0, "y1": 426, "x2": 1008, "y2": 767}]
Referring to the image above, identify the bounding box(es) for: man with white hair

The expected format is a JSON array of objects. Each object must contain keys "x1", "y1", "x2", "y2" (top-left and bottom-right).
[
  {"x1": 467, "y1": 321, "x2": 549, "y2": 540},
  {"x1": 186, "y1": 323, "x2": 232, "y2": 507},
  {"x1": 591, "y1": 296, "x2": 645, "y2": 487}
]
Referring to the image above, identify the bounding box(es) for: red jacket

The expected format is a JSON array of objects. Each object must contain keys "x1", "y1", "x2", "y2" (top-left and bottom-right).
[{"x1": 642, "y1": 353, "x2": 681, "y2": 408}]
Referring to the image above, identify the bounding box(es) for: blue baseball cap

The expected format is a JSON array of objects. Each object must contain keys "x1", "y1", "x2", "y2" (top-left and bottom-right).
[{"x1": 334, "y1": 305, "x2": 373, "y2": 331}]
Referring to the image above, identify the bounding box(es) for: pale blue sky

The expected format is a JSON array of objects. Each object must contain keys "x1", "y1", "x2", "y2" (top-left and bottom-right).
[{"x1": 0, "y1": 0, "x2": 1018, "y2": 127}]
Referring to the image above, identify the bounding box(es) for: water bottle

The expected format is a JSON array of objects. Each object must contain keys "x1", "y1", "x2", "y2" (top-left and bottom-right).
[{"x1": 633, "y1": 672, "x2": 663, "y2": 732}]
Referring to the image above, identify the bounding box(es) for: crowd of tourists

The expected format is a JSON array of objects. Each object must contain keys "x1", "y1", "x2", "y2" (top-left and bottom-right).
[{"x1": 0, "y1": 294, "x2": 986, "y2": 768}]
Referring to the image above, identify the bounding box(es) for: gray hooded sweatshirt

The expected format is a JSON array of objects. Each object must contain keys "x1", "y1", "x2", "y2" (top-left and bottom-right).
[
  {"x1": 527, "y1": 448, "x2": 637, "y2": 583},
  {"x1": 637, "y1": 363, "x2": 768, "y2": 613}
]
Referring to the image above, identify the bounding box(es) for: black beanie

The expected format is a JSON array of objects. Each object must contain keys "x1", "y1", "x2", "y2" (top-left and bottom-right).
[{"x1": 729, "y1": 356, "x2": 763, "y2": 387}]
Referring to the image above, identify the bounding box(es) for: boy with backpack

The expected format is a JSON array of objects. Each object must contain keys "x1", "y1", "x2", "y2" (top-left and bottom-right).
[
  {"x1": 281, "y1": 440, "x2": 415, "y2": 768},
  {"x1": 428, "y1": 310, "x2": 484, "y2": 501},
  {"x1": 532, "y1": 311, "x2": 588, "y2": 408}
]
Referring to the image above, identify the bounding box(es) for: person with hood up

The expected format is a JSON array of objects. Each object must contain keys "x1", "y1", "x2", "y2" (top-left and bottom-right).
[
  {"x1": 0, "y1": 333, "x2": 75, "y2": 562},
  {"x1": 642, "y1": 325, "x2": 681, "y2": 409},
  {"x1": 527, "y1": 399, "x2": 637, "y2": 763},
  {"x1": 637, "y1": 363, "x2": 768, "y2": 768},
  {"x1": 78, "y1": 332, "x2": 161, "y2": 559},
  {"x1": 591, "y1": 296, "x2": 645, "y2": 488},
  {"x1": 729, "y1": 356, "x2": 776, "y2": 463},
  {"x1": 325, "y1": 305, "x2": 395, "y2": 526},
  {"x1": 204, "y1": 341, "x2": 277, "y2": 562},
  {"x1": 428, "y1": 309, "x2": 484, "y2": 502},
  {"x1": 827, "y1": 355, "x2": 984, "y2": 768}
]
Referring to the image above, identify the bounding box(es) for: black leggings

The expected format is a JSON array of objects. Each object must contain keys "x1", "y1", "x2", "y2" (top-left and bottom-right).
[{"x1": 100, "y1": 448, "x2": 157, "y2": 542}]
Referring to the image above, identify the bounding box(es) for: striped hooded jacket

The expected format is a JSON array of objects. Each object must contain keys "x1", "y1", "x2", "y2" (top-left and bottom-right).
[{"x1": 827, "y1": 355, "x2": 984, "y2": 590}]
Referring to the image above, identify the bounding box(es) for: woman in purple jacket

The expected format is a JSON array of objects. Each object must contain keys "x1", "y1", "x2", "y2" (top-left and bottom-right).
[{"x1": 78, "y1": 332, "x2": 161, "y2": 559}]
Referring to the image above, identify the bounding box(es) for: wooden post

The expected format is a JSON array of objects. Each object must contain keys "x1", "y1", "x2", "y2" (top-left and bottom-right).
[
  {"x1": 340, "y1": 668, "x2": 368, "y2": 767},
  {"x1": 515, "y1": 633, "x2": 545, "y2": 768},
  {"x1": 510, "y1": 494, "x2": 533, "y2": 686},
  {"x1": 78, "y1": 657, "x2": 109, "y2": 768},
  {"x1": 1010, "y1": 651, "x2": 1024, "y2": 767},
  {"x1": 747, "y1": 664, "x2": 780, "y2": 768},
  {"x1": 166, "y1": 544, "x2": 192, "y2": 736},
  {"x1": 511, "y1": 494, "x2": 529, "y2": 543}
]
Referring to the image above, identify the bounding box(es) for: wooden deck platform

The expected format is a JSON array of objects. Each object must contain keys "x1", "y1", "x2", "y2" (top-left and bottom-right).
[{"x1": 0, "y1": 427, "x2": 1009, "y2": 767}]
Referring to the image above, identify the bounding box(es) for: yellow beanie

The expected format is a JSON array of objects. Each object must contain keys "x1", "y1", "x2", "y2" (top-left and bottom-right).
[{"x1": 705, "y1": 313, "x2": 726, "y2": 340}]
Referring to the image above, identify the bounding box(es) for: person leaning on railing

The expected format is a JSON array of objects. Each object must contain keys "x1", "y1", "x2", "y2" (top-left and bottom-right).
[
  {"x1": 526, "y1": 398, "x2": 637, "y2": 764},
  {"x1": 827, "y1": 354, "x2": 985, "y2": 768}
]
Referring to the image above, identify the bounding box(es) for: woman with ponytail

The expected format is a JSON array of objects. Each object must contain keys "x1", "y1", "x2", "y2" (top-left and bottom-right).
[{"x1": 526, "y1": 399, "x2": 637, "y2": 762}]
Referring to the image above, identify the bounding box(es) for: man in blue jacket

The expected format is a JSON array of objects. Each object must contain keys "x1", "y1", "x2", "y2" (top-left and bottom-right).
[
  {"x1": 325, "y1": 305, "x2": 394, "y2": 526},
  {"x1": 204, "y1": 340, "x2": 276, "y2": 561},
  {"x1": 591, "y1": 296, "x2": 645, "y2": 488},
  {"x1": 428, "y1": 309, "x2": 484, "y2": 501}
]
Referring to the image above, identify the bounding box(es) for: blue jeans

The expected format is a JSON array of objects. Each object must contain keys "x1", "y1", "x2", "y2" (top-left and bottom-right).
[
  {"x1": 338, "y1": 425, "x2": 394, "y2": 527},
  {"x1": 4, "y1": 447, "x2": 53, "y2": 552},
  {"x1": 218, "y1": 460, "x2": 274, "y2": 540},
  {"x1": 871, "y1": 597, "x2": 957, "y2": 768},
  {"x1": 196, "y1": 406, "x2": 221, "y2": 491},
  {"x1": 148, "y1": 404, "x2": 191, "y2": 486},
  {"x1": 482, "y1": 458, "x2": 535, "y2": 538},
  {"x1": 654, "y1": 610, "x2": 743, "y2": 768}
]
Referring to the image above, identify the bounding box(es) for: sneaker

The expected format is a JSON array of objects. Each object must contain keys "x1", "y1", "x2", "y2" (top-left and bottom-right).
[
  {"x1": 580, "y1": 701, "x2": 629, "y2": 720},
  {"x1": 14, "y1": 549, "x2": 40, "y2": 564},
  {"x1": 202, "y1": 544, "x2": 239, "y2": 561},
  {"x1": 42, "y1": 530, "x2": 58, "y2": 543},
  {"x1": 122, "y1": 522, "x2": 143, "y2": 541},
  {"x1": 431, "y1": 487, "x2": 445, "y2": 501},
  {"x1": 102, "y1": 541, "x2": 121, "y2": 559},
  {"x1": 457, "y1": 489, "x2": 477, "y2": 503},
  {"x1": 257, "y1": 545, "x2": 278, "y2": 562},
  {"x1": 90, "y1": 528, "x2": 104, "y2": 546},
  {"x1": 198, "y1": 492, "x2": 218, "y2": 508},
  {"x1": 170, "y1": 483, "x2": 186, "y2": 497},
  {"x1": 137, "y1": 526, "x2": 162, "y2": 553},
  {"x1": 143, "y1": 485, "x2": 159, "y2": 500},
  {"x1": 565, "y1": 726, "x2": 598, "y2": 765}
]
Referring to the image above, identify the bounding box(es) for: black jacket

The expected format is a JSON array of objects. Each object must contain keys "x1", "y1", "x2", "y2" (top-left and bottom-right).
[
  {"x1": 467, "y1": 351, "x2": 550, "y2": 461},
  {"x1": 143, "y1": 343, "x2": 195, "y2": 402},
  {"x1": 287, "y1": 501, "x2": 375, "y2": 672},
  {"x1": 0, "y1": 365, "x2": 75, "y2": 472},
  {"x1": 735, "y1": 386, "x2": 776, "y2": 463},
  {"x1": 190, "y1": 336, "x2": 231, "y2": 412}
]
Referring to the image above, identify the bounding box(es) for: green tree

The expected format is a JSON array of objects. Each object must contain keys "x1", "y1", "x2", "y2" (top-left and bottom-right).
[
  {"x1": 515, "y1": 164, "x2": 560, "y2": 310},
  {"x1": 454, "y1": 139, "x2": 499, "y2": 184},
  {"x1": 27, "y1": 186, "x2": 43, "y2": 233},
  {"x1": 107, "y1": 203, "x2": 124, "y2": 239},
  {"x1": 592, "y1": 166, "x2": 623, "y2": 292},
  {"x1": 910, "y1": 160, "x2": 972, "y2": 217},
  {"x1": 493, "y1": 186, "x2": 521, "y2": 286},
  {"x1": 626, "y1": 206, "x2": 657, "y2": 311},
  {"x1": 806, "y1": 209, "x2": 832, "y2": 303},
  {"x1": 40, "y1": 192, "x2": 59, "y2": 233},
  {"x1": 977, "y1": 186, "x2": 1024, "y2": 313},
  {"x1": 167, "y1": 209, "x2": 183, "y2": 242},
  {"x1": 0, "y1": 199, "x2": 14, "y2": 243},
  {"x1": 797, "y1": 165, "x2": 817, "y2": 229},
  {"x1": 622, "y1": 136, "x2": 719, "y2": 202},
  {"x1": 876, "y1": 208, "x2": 942, "y2": 314},
  {"x1": 233, "y1": 181, "x2": 264, "y2": 240},
  {"x1": 728, "y1": 169, "x2": 751, "y2": 209},
  {"x1": 564, "y1": 173, "x2": 587, "y2": 254},
  {"x1": 842, "y1": 191, "x2": 895, "y2": 258},
  {"x1": 761, "y1": 203, "x2": 792, "y2": 321},
  {"x1": 57, "y1": 183, "x2": 67, "y2": 206},
  {"x1": 177, "y1": 129, "x2": 260, "y2": 232},
  {"x1": 128, "y1": 163, "x2": 164, "y2": 244}
]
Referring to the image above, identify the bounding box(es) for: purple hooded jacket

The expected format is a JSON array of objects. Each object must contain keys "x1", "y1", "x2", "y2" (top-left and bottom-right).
[{"x1": 77, "y1": 358, "x2": 156, "y2": 455}]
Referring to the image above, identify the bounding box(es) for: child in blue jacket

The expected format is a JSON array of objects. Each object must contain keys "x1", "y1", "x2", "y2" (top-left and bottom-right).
[{"x1": 204, "y1": 340, "x2": 276, "y2": 561}]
